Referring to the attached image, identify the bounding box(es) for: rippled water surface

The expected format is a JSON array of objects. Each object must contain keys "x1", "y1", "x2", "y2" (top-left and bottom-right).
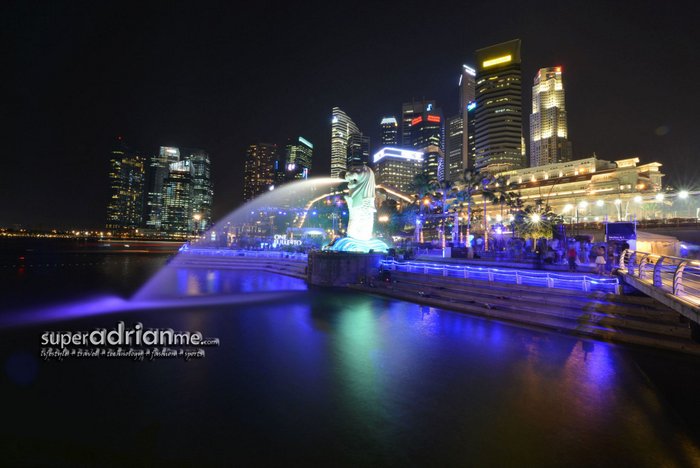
[{"x1": 1, "y1": 253, "x2": 700, "y2": 466}]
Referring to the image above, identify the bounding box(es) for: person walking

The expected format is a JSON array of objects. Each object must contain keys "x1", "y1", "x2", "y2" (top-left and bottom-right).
[
  {"x1": 567, "y1": 245, "x2": 578, "y2": 272},
  {"x1": 595, "y1": 246, "x2": 607, "y2": 275}
]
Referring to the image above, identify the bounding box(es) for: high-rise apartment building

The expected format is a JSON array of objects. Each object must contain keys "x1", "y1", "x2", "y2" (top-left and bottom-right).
[
  {"x1": 106, "y1": 138, "x2": 145, "y2": 232},
  {"x1": 182, "y1": 148, "x2": 213, "y2": 232},
  {"x1": 474, "y1": 39, "x2": 524, "y2": 173},
  {"x1": 373, "y1": 147, "x2": 424, "y2": 194},
  {"x1": 331, "y1": 107, "x2": 359, "y2": 178},
  {"x1": 380, "y1": 117, "x2": 399, "y2": 147},
  {"x1": 146, "y1": 146, "x2": 180, "y2": 230},
  {"x1": 401, "y1": 99, "x2": 436, "y2": 147},
  {"x1": 243, "y1": 143, "x2": 277, "y2": 201},
  {"x1": 161, "y1": 160, "x2": 194, "y2": 234},
  {"x1": 347, "y1": 133, "x2": 371, "y2": 167},
  {"x1": 529, "y1": 67, "x2": 572, "y2": 167}
]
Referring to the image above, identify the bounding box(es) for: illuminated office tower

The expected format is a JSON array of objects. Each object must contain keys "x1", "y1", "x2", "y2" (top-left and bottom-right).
[
  {"x1": 401, "y1": 99, "x2": 436, "y2": 147},
  {"x1": 146, "y1": 146, "x2": 180, "y2": 230},
  {"x1": 530, "y1": 67, "x2": 572, "y2": 167},
  {"x1": 474, "y1": 39, "x2": 524, "y2": 173},
  {"x1": 347, "y1": 132, "x2": 371, "y2": 167},
  {"x1": 380, "y1": 116, "x2": 399, "y2": 146},
  {"x1": 106, "y1": 138, "x2": 145, "y2": 232},
  {"x1": 373, "y1": 147, "x2": 424, "y2": 193},
  {"x1": 445, "y1": 115, "x2": 464, "y2": 182},
  {"x1": 460, "y1": 65, "x2": 476, "y2": 170},
  {"x1": 466, "y1": 101, "x2": 477, "y2": 170},
  {"x1": 330, "y1": 107, "x2": 359, "y2": 178},
  {"x1": 161, "y1": 160, "x2": 194, "y2": 234},
  {"x1": 182, "y1": 148, "x2": 213, "y2": 232},
  {"x1": 284, "y1": 136, "x2": 314, "y2": 181},
  {"x1": 243, "y1": 143, "x2": 277, "y2": 201},
  {"x1": 411, "y1": 109, "x2": 444, "y2": 182}
]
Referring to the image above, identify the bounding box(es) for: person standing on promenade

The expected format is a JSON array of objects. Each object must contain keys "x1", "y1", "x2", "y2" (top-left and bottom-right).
[
  {"x1": 595, "y1": 246, "x2": 607, "y2": 275},
  {"x1": 567, "y1": 245, "x2": 578, "y2": 272}
]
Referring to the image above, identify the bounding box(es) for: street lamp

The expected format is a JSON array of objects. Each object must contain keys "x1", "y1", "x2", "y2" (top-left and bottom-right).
[{"x1": 679, "y1": 190, "x2": 689, "y2": 199}]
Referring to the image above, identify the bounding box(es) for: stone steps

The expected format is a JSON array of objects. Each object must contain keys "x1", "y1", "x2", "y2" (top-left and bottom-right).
[
  {"x1": 171, "y1": 256, "x2": 307, "y2": 278},
  {"x1": 352, "y1": 271, "x2": 700, "y2": 355}
]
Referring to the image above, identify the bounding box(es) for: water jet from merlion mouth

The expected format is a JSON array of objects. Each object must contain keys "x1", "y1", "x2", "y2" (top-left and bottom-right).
[{"x1": 133, "y1": 176, "x2": 389, "y2": 300}]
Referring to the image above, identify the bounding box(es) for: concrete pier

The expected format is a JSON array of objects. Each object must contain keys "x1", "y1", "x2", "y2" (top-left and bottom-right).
[{"x1": 307, "y1": 251, "x2": 384, "y2": 287}]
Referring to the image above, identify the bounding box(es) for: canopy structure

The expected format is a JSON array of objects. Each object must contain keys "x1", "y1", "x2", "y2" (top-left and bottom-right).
[{"x1": 635, "y1": 230, "x2": 680, "y2": 257}]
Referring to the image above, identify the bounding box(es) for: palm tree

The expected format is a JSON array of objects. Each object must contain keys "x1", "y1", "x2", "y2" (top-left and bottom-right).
[
  {"x1": 452, "y1": 169, "x2": 487, "y2": 247},
  {"x1": 480, "y1": 175, "x2": 515, "y2": 250}
]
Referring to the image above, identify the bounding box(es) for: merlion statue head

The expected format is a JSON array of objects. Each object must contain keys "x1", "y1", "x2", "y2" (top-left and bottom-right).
[{"x1": 344, "y1": 165, "x2": 375, "y2": 201}]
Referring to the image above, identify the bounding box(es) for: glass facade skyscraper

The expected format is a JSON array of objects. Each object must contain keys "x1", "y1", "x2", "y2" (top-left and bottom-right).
[
  {"x1": 529, "y1": 67, "x2": 572, "y2": 167},
  {"x1": 284, "y1": 136, "x2": 313, "y2": 181},
  {"x1": 347, "y1": 133, "x2": 370, "y2": 167},
  {"x1": 401, "y1": 99, "x2": 436, "y2": 147},
  {"x1": 380, "y1": 117, "x2": 399, "y2": 147},
  {"x1": 183, "y1": 148, "x2": 213, "y2": 232},
  {"x1": 474, "y1": 39, "x2": 524, "y2": 173},
  {"x1": 373, "y1": 147, "x2": 424, "y2": 193},
  {"x1": 411, "y1": 109, "x2": 444, "y2": 183},
  {"x1": 445, "y1": 114, "x2": 464, "y2": 182},
  {"x1": 161, "y1": 160, "x2": 194, "y2": 234},
  {"x1": 146, "y1": 146, "x2": 180, "y2": 230}
]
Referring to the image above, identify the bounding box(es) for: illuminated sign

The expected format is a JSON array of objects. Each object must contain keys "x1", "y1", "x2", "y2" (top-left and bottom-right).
[
  {"x1": 411, "y1": 116, "x2": 423, "y2": 126},
  {"x1": 482, "y1": 54, "x2": 512, "y2": 68},
  {"x1": 427, "y1": 115, "x2": 441, "y2": 123},
  {"x1": 372, "y1": 147, "x2": 424, "y2": 164},
  {"x1": 380, "y1": 117, "x2": 398, "y2": 125},
  {"x1": 426, "y1": 103, "x2": 433, "y2": 111},
  {"x1": 298, "y1": 136, "x2": 313, "y2": 148},
  {"x1": 272, "y1": 234, "x2": 302, "y2": 248},
  {"x1": 467, "y1": 102, "x2": 477, "y2": 111}
]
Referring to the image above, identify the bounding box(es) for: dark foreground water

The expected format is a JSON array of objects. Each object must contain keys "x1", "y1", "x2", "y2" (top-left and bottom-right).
[{"x1": 1, "y1": 250, "x2": 700, "y2": 466}]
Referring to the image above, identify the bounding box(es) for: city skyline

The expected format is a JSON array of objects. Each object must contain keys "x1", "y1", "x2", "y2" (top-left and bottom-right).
[{"x1": 5, "y1": 1, "x2": 699, "y2": 228}]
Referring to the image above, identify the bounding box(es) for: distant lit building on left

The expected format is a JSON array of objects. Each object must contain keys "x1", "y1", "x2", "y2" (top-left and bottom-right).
[
  {"x1": 243, "y1": 143, "x2": 277, "y2": 201},
  {"x1": 106, "y1": 137, "x2": 146, "y2": 233}
]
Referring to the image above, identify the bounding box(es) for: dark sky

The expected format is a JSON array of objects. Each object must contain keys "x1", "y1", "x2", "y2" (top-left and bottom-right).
[{"x1": 4, "y1": 0, "x2": 699, "y2": 229}]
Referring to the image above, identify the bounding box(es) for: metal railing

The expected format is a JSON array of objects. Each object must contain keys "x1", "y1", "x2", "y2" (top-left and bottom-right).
[
  {"x1": 178, "y1": 247, "x2": 308, "y2": 261},
  {"x1": 619, "y1": 250, "x2": 700, "y2": 305},
  {"x1": 381, "y1": 259, "x2": 619, "y2": 293}
]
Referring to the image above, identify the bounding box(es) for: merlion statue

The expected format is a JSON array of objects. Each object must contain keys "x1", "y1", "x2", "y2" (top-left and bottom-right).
[
  {"x1": 344, "y1": 165, "x2": 376, "y2": 241},
  {"x1": 325, "y1": 165, "x2": 389, "y2": 253}
]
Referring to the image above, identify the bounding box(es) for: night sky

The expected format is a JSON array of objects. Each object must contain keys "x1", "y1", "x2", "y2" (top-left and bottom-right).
[{"x1": 4, "y1": 1, "x2": 699, "y2": 229}]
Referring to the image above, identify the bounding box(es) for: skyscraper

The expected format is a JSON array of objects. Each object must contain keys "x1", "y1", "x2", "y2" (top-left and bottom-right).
[
  {"x1": 243, "y1": 143, "x2": 277, "y2": 201},
  {"x1": 330, "y1": 107, "x2": 359, "y2": 178},
  {"x1": 411, "y1": 109, "x2": 444, "y2": 183},
  {"x1": 445, "y1": 115, "x2": 464, "y2": 182},
  {"x1": 460, "y1": 65, "x2": 476, "y2": 171},
  {"x1": 347, "y1": 132, "x2": 370, "y2": 167},
  {"x1": 161, "y1": 160, "x2": 194, "y2": 234},
  {"x1": 474, "y1": 39, "x2": 524, "y2": 173},
  {"x1": 146, "y1": 146, "x2": 180, "y2": 230},
  {"x1": 401, "y1": 99, "x2": 436, "y2": 147},
  {"x1": 380, "y1": 116, "x2": 399, "y2": 147},
  {"x1": 284, "y1": 136, "x2": 314, "y2": 181},
  {"x1": 529, "y1": 67, "x2": 573, "y2": 167},
  {"x1": 106, "y1": 138, "x2": 145, "y2": 233},
  {"x1": 183, "y1": 148, "x2": 213, "y2": 232}
]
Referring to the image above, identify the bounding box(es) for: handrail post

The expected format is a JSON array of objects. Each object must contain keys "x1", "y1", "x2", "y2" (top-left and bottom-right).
[
  {"x1": 627, "y1": 251, "x2": 636, "y2": 272},
  {"x1": 673, "y1": 261, "x2": 688, "y2": 296},
  {"x1": 638, "y1": 254, "x2": 651, "y2": 279},
  {"x1": 653, "y1": 256, "x2": 666, "y2": 288}
]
